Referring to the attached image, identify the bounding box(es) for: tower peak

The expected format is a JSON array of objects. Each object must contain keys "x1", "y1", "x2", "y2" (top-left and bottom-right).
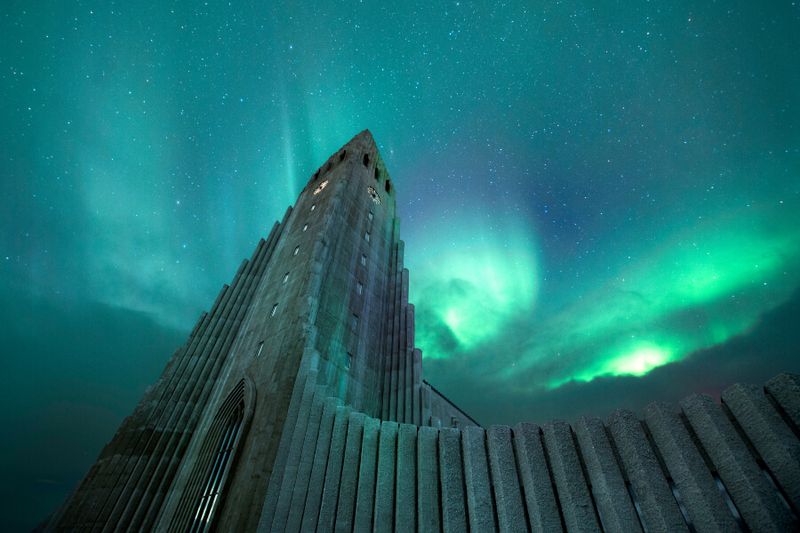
[{"x1": 342, "y1": 129, "x2": 377, "y2": 151}]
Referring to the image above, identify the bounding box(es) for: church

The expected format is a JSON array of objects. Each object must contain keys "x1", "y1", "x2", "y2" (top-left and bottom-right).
[{"x1": 47, "y1": 131, "x2": 800, "y2": 532}]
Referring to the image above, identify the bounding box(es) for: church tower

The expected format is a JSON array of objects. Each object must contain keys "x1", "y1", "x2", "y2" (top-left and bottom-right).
[
  {"x1": 47, "y1": 131, "x2": 800, "y2": 532},
  {"x1": 47, "y1": 130, "x2": 473, "y2": 531}
]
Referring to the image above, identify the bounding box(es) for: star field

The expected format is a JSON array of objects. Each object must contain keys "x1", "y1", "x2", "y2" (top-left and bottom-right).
[{"x1": 1, "y1": 1, "x2": 799, "y2": 530}]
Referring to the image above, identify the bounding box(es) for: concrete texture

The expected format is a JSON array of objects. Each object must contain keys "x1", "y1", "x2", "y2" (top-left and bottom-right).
[
  {"x1": 354, "y1": 416, "x2": 380, "y2": 532},
  {"x1": 765, "y1": 373, "x2": 800, "y2": 433},
  {"x1": 513, "y1": 422, "x2": 563, "y2": 532},
  {"x1": 462, "y1": 426, "x2": 497, "y2": 532},
  {"x1": 48, "y1": 131, "x2": 800, "y2": 532},
  {"x1": 417, "y1": 426, "x2": 441, "y2": 532},
  {"x1": 721, "y1": 383, "x2": 800, "y2": 511},
  {"x1": 373, "y1": 420, "x2": 398, "y2": 532},
  {"x1": 607, "y1": 408, "x2": 689, "y2": 533},
  {"x1": 333, "y1": 411, "x2": 364, "y2": 533},
  {"x1": 299, "y1": 397, "x2": 341, "y2": 532},
  {"x1": 573, "y1": 416, "x2": 642, "y2": 533},
  {"x1": 486, "y1": 425, "x2": 527, "y2": 533},
  {"x1": 643, "y1": 402, "x2": 737, "y2": 533},
  {"x1": 316, "y1": 405, "x2": 351, "y2": 532},
  {"x1": 439, "y1": 427, "x2": 468, "y2": 533},
  {"x1": 680, "y1": 393, "x2": 795, "y2": 532},
  {"x1": 396, "y1": 423, "x2": 418, "y2": 532},
  {"x1": 543, "y1": 420, "x2": 601, "y2": 532}
]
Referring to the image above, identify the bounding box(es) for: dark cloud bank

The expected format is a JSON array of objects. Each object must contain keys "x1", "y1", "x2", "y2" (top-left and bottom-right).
[{"x1": 0, "y1": 285, "x2": 184, "y2": 532}]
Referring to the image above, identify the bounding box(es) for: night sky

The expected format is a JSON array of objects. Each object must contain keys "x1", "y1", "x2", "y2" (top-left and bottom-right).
[{"x1": 2, "y1": 1, "x2": 799, "y2": 530}]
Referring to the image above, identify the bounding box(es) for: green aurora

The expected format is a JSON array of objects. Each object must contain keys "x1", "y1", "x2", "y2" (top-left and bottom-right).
[
  {"x1": 412, "y1": 221, "x2": 539, "y2": 359},
  {"x1": 411, "y1": 193, "x2": 800, "y2": 390},
  {"x1": 2, "y1": 1, "x2": 799, "y2": 529}
]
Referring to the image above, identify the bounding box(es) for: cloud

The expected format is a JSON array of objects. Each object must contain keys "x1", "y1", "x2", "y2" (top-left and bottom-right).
[{"x1": 0, "y1": 284, "x2": 185, "y2": 532}]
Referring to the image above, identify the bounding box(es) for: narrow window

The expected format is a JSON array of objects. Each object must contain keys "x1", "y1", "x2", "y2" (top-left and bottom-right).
[
  {"x1": 185, "y1": 387, "x2": 245, "y2": 531},
  {"x1": 283, "y1": 272, "x2": 289, "y2": 283},
  {"x1": 271, "y1": 303, "x2": 278, "y2": 317},
  {"x1": 352, "y1": 314, "x2": 359, "y2": 329},
  {"x1": 255, "y1": 341, "x2": 264, "y2": 358},
  {"x1": 345, "y1": 352, "x2": 353, "y2": 369},
  {"x1": 313, "y1": 180, "x2": 328, "y2": 195},
  {"x1": 357, "y1": 282, "x2": 363, "y2": 295},
  {"x1": 361, "y1": 254, "x2": 366, "y2": 266},
  {"x1": 302, "y1": 223, "x2": 308, "y2": 232},
  {"x1": 339, "y1": 150, "x2": 346, "y2": 161},
  {"x1": 313, "y1": 170, "x2": 319, "y2": 181},
  {"x1": 325, "y1": 162, "x2": 332, "y2": 172},
  {"x1": 310, "y1": 204, "x2": 316, "y2": 211},
  {"x1": 368, "y1": 212, "x2": 373, "y2": 221},
  {"x1": 362, "y1": 153, "x2": 370, "y2": 167},
  {"x1": 385, "y1": 179, "x2": 392, "y2": 194},
  {"x1": 293, "y1": 246, "x2": 299, "y2": 256},
  {"x1": 374, "y1": 167, "x2": 380, "y2": 181},
  {"x1": 364, "y1": 232, "x2": 370, "y2": 242}
]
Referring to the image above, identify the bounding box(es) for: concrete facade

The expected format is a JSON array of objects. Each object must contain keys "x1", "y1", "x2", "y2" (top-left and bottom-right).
[{"x1": 47, "y1": 131, "x2": 800, "y2": 532}]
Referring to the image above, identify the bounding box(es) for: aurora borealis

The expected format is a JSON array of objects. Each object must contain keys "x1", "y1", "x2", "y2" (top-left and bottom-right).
[
  {"x1": 419, "y1": 202, "x2": 800, "y2": 391},
  {"x1": 2, "y1": 1, "x2": 799, "y2": 529}
]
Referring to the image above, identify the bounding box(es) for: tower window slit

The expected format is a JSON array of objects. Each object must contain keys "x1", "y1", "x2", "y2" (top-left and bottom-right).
[
  {"x1": 363, "y1": 153, "x2": 370, "y2": 167},
  {"x1": 187, "y1": 400, "x2": 244, "y2": 532},
  {"x1": 361, "y1": 254, "x2": 366, "y2": 266},
  {"x1": 339, "y1": 150, "x2": 346, "y2": 161},
  {"x1": 357, "y1": 282, "x2": 363, "y2": 295},
  {"x1": 385, "y1": 179, "x2": 392, "y2": 193},
  {"x1": 310, "y1": 204, "x2": 316, "y2": 211},
  {"x1": 283, "y1": 272, "x2": 289, "y2": 283},
  {"x1": 192, "y1": 425, "x2": 232, "y2": 527},
  {"x1": 374, "y1": 167, "x2": 380, "y2": 181},
  {"x1": 302, "y1": 223, "x2": 308, "y2": 232},
  {"x1": 293, "y1": 246, "x2": 299, "y2": 256},
  {"x1": 196, "y1": 422, "x2": 236, "y2": 522},
  {"x1": 368, "y1": 212, "x2": 373, "y2": 221},
  {"x1": 364, "y1": 232, "x2": 370, "y2": 242},
  {"x1": 271, "y1": 303, "x2": 278, "y2": 317},
  {"x1": 255, "y1": 341, "x2": 264, "y2": 358}
]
